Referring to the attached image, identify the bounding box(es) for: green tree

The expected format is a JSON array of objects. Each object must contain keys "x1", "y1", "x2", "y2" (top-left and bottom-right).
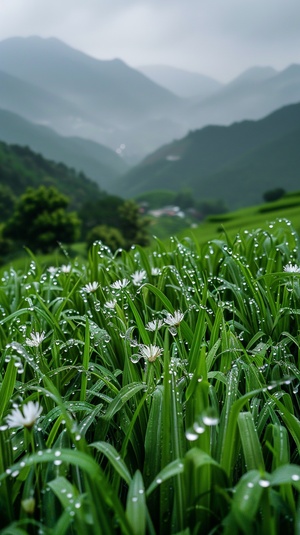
[
  {"x1": 118, "y1": 199, "x2": 150, "y2": 248},
  {"x1": 4, "y1": 186, "x2": 81, "y2": 252},
  {"x1": 263, "y1": 188, "x2": 286, "y2": 202},
  {"x1": 173, "y1": 188, "x2": 195, "y2": 209},
  {"x1": 79, "y1": 194, "x2": 124, "y2": 238},
  {"x1": 86, "y1": 225, "x2": 125, "y2": 252},
  {"x1": 0, "y1": 184, "x2": 16, "y2": 222}
]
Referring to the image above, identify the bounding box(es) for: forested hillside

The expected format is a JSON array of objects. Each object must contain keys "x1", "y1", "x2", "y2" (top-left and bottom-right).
[
  {"x1": 116, "y1": 102, "x2": 300, "y2": 208},
  {"x1": 0, "y1": 141, "x2": 101, "y2": 209}
]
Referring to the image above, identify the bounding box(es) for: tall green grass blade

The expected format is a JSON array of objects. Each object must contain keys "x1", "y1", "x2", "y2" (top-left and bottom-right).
[
  {"x1": 238, "y1": 412, "x2": 265, "y2": 471},
  {"x1": 126, "y1": 470, "x2": 146, "y2": 535},
  {"x1": 0, "y1": 359, "x2": 17, "y2": 420},
  {"x1": 91, "y1": 442, "x2": 132, "y2": 486}
]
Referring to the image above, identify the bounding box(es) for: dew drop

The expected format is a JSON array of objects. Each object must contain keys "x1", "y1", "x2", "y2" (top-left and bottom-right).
[
  {"x1": 259, "y1": 479, "x2": 270, "y2": 488},
  {"x1": 185, "y1": 428, "x2": 199, "y2": 441}
]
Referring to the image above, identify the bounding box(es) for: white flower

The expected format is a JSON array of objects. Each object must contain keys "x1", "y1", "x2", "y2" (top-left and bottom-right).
[
  {"x1": 145, "y1": 319, "x2": 164, "y2": 332},
  {"x1": 48, "y1": 266, "x2": 58, "y2": 275},
  {"x1": 164, "y1": 310, "x2": 184, "y2": 327},
  {"x1": 6, "y1": 401, "x2": 43, "y2": 429},
  {"x1": 104, "y1": 299, "x2": 117, "y2": 309},
  {"x1": 26, "y1": 331, "x2": 46, "y2": 347},
  {"x1": 111, "y1": 278, "x2": 130, "y2": 289},
  {"x1": 61, "y1": 264, "x2": 71, "y2": 273},
  {"x1": 137, "y1": 344, "x2": 163, "y2": 362},
  {"x1": 284, "y1": 263, "x2": 300, "y2": 273},
  {"x1": 131, "y1": 270, "x2": 147, "y2": 286},
  {"x1": 151, "y1": 267, "x2": 161, "y2": 276},
  {"x1": 82, "y1": 282, "x2": 99, "y2": 293}
]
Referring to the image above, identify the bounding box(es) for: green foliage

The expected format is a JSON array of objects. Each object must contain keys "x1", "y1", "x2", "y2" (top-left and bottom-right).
[
  {"x1": 86, "y1": 225, "x2": 126, "y2": 251},
  {"x1": 0, "y1": 141, "x2": 101, "y2": 210},
  {"x1": 263, "y1": 187, "x2": 286, "y2": 202},
  {"x1": 173, "y1": 188, "x2": 195, "y2": 209},
  {"x1": 3, "y1": 185, "x2": 81, "y2": 253},
  {"x1": 196, "y1": 198, "x2": 228, "y2": 218},
  {"x1": 135, "y1": 189, "x2": 177, "y2": 209},
  {"x1": 0, "y1": 220, "x2": 300, "y2": 533},
  {"x1": 80, "y1": 197, "x2": 150, "y2": 249},
  {"x1": 0, "y1": 184, "x2": 16, "y2": 222},
  {"x1": 118, "y1": 199, "x2": 151, "y2": 248},
  {"x1": 79, "y1": 194, "x2": 124, "y2": 237}
]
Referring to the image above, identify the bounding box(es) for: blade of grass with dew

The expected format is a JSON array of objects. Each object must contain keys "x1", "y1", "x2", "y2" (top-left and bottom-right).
[
  {"x1": 237, "y1": 412, "x2": 265, "y2": 471},
  {"x1": 48, "y1": 476, "x2": 86, "y2": 530},
  {"x1": 146, "y1": 459, "x2": 185, "y2": 497},
  {"x1": 183, "y1": 447, "x2": 228, "y2": 530},
  {"x1": 126, "y1": 295, "x2": 151, "y2": 345},
  {"x1": 185, "y1": 346, "x2": 210, "y2": 454},
  {"x1": 223, "y1": 470, "x2": 262, "y2": 535},
  {"x1": 265, "y1": 424, "x2": 295, "y2": 513},
  {"x1": 126, "y1": 470, "x2": 146, "y2": 535},
  {"x1": 0, "y1": 431, "x2": 14, "y2": 524},
  {"x1": 187, "y1": 285, "x2": 207, "y2": 373},
  {"x1": 143, "y1": 386, "x2": 163, "y2": 486},
  {"x1": 103, "y1": 383, "x2": 146, "y2": 421},
  {"x1": 0, "y1": 358, "x2": 17, "y2": 420},
  {"x1": 0, "y1": 449, "x2": 132, "y2": 535},
  {"x1": 159, "y1": 330, "x2": 173, "y2": 532},
  {"x1": 220, "y1": 387, "x2": 268, "y2": 480},
  {"x1": 169, "y1": 368, "x2": 186, "y2": 532},
  {"x1": 91, "y1": 442, "x2": 132, "y2": 486},
  {"x1": 80, "y1": 316, "x2": 90, "y2": 402},
  {"x1": 271, "y1": 395, "x2": 300, "y2": 451}
]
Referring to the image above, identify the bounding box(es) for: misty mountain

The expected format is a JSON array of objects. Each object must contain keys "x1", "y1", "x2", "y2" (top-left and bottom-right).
[
  {"x1": 113, "y1": 102, "x2": 300, "y2": 208},
  {"x1": 0, "y1": 36, "x2": 185, "y2": 159},
  {"x1": 138, "y1": 64, "x2": 222, "y2": 99},
  {"x1": 0, "y1": 69, "x2": 84, "y2": 131},
  {"x1": 1, "y1": 36, "x2": 300, "y2": 164},
  {"x1": 187, "y1": 64, "x2": 300, "y2": 128},
  {"x1": 0, "y1": 108, "x2": 128, "y2": 192}
]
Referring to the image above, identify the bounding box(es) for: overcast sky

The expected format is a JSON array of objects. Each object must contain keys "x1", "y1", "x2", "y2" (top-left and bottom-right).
[{"x1": 1, "y1": 0, "x2": 300, "y2": 81}]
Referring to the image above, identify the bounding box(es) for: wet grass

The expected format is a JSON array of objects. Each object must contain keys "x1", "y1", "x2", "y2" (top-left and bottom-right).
[{"x1": 0, "y1": 218, "x2": 300, "y2": 534}]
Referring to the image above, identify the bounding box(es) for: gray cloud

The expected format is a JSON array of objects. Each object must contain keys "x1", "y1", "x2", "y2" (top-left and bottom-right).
[{"x1": 0, "y1": 0, "x2": 300, "y2": 80}]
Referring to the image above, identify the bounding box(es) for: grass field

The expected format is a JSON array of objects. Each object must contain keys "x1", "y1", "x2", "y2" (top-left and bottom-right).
[
  {"x1": 0, "y1": 211, "x2": 300, "y2": 533},
  {"x1": 149, "y1": 190, "x2": 300, "y2": 246}
]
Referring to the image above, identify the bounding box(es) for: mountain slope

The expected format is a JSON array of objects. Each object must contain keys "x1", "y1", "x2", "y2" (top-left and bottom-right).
[
  {"x1": 0, "y1": 69, "x2": 82, "y2": 127},
  {"x1": 0, "y1": 36, "x2": 185, "y2": 159},
  {"x1": 0, "y1": 108, "x2": 128, "y2": 192},
  {"x1": 0, "y1": 36, "x2": 181, "y2": 124},
  {"x1": 187, "y1": 64, "x2": 300, "y2": 128},
  {"x1": 113, "y1": 102, "x2": 300, "y2": 207},
  {"x1": 0, "y1": 141, "x2": 101, "y2": 210},
  {"x1": 194, "y1": 127, "x2": 300, "y2": 207},
  {"x1": 138, "y1": 64, "x2": 222, "y2": 99}
]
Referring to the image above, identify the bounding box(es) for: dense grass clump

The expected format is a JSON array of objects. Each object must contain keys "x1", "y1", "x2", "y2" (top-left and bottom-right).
[{"x1": 1, "y1": 218, "x2": 300, "y2": 534}]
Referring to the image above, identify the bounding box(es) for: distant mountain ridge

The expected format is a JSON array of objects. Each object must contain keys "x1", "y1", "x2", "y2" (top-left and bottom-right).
[
  {"x1": 1, "y1": 36, "x2": 300, "y2": 163},
  {"x1": 0, "y1": 108, "x2": 128, "y2": 192},
  {"x1": 138, "y1": 64, "x2": 223, "y2": 99},
  {"x1": 0, "y1": 36, "x2": 185, "y2": 160},
  {"x1": 113, "y1": 102, "x2": 300, "y2": 208},
  {"x1": 1, "y1": 35, "x2": 300, "y2": 176},
  {"x1": 186, "y1": 64, "x2": 300, "y2": 129}
]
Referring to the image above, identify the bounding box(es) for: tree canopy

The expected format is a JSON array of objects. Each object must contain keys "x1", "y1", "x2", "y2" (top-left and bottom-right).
[{"x1": 4, "y1": 185, "x2": 80, "y2": 252}]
